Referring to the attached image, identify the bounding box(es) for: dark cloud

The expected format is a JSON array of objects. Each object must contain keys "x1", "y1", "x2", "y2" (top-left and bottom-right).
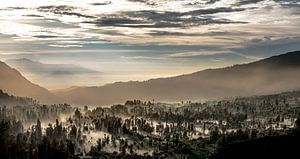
[
  {"x1": 60, "y1": 12, "x2": 96, "y2": 18},
  {"x1": 24, "y1": 14, "x2": 44, "y2": 17},
  {"x1": 37, "y1": 5, "x2": 75, "y2": 12},
  {"x1": 127, "y1": 0, "x2": 157, "y2": 6},
  {"x1": 92, "y1": 17, "x2": 143, "y2": 26},
  {"x1": 205, "y1": 0, "x2": 222, "y2": 4},
  {"x1": 274, "y1": 0, "x2": 300, "y2": 13},
  {"x1": 183, "y1": 7, "x2": 246, "y2": 16},
  {"x1": 275, "y1": 0, "x2": 300, "y2": 5},
  {"x1": 37, "y1": 5, "x2": 96, "y2": 18},
  {"x1": 33, "y1": 35, "x2": 59, "y2": 39},
  {"x1": 184, "y1": 0, "x2": 221, "y2": 6},
  {"x1": 0, "y1": 7, "x2": 27, "y2": 11},
  {"x1": 7, "y1": 7, "x2": 26, "y2": 10},
  {"x1": 148, "y1": 31, "x2": 199, "y2": 36},
  {"x1": 123, "y1": 7, "x2": 246, "y2": 20},
  {"x1": 88, "y1": 29, "x2": 128, "y2": 36},
  {"x1": 88, "y1": 17, "x2": 244, "y2": 28},
  {"x1": 85, "y1": 7, "x2": 247, "y2": 29},
  {"x1": 127, "y1": 0, "x2": 222, "y2": 6},
  {"x1": 235, "y1": 0, "x2": 265, "y2": 6},
  {"x1": 147, "y1": 31, "x2": 250, "y2": 36},
  {"x1": 91, "y1": 1, "x2": 112, "y2": 6}
]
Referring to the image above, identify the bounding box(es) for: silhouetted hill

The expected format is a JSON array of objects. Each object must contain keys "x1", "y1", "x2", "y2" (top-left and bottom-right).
[
  {"x1": 53, "y1": 50, "x2": 300, "y2": 105},
  {"x1": 250, "y1": 51, "x2": 300, "y2": 68},
  {"x1": 0, "y1": 61, "x2": 62, "y2": 104}
]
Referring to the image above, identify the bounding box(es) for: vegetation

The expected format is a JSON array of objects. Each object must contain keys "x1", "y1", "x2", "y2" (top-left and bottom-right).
[{"x1": 1, "y1": 89, "x2": 300, "y2": 158}]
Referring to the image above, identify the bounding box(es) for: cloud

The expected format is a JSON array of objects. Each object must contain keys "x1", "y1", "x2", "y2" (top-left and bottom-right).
[
  {"x1": 206, "y1": 0, "x2": 222, "y2": 4},
  {"x1": 120, "y1": 56, "x2": 162, "y2": 60},
  {"x1": 49, "y1": 44, "x2": 83, "y2": 48},
  {"x1": 184, "y1": 0, "x2": 221, "y2": 6},
  {"x1": 91, "y1": 1, "x2": 112, "y2": 6},
  {"x1": 91, "y1": 17, "x2": 146, "y2": 27},
  {"x1": 33, "y1": 35, "x2": 59, "y2": 38},
  {"x1": 230, "y1": 37, "x2": 300, "y2": 57},
  {"x1": 147, "y1": 31, "x2": 200, "y2": 36},
  {"x1": 275, "y1": 0, "x2": 300, "y2": 6},
  {"x1": 210, "y1": 58, "x2": 224, "y2": 62},
  {"x1": 37, "y1": 5, "x2": 75, "y2": 12},
  {"x1": 167, "y1": 50, "x2": 229, "y2": 58},
  {"x1": 86, "y1": 7, "x2": 247, "y2": 29},
  {"x1": 24, "y1": 14, "x2": 44, "y2": 18},
  {"x1": 235, "y1": 0, "x2": 265, "y2": 6},
  {"x1": 127, "y1": 0, "x2": 157, "y2": 6},
  {"x1": 37, "y1": 5, "x2": 96, "y2": 18},
  {"x1": 165, "y1": 50, "x2": 261, "y2": 61},
  {"x1": 147, "y1": 30, "x2": 250, "y2": 36},
  {"x1": 6, "y1": 7, "x2": 26, "y2": 10},
  {"x1": 184, "y1": 7, "x2": 246, "y2": 16},
  {"x1": 0, "y1": 0, "x2": 285, "y2": 46}
]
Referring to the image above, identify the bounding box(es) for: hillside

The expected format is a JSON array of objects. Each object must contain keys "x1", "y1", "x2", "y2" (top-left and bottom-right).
[
  {"x1": 54, "y1": 51, "x2": 300, "y2": 106},
  {"x1": 0, "y1": 89, "x2": 38, "y2": 106},
  {"x1": 0, "y1": 61, "x2": 62, "y2": 104}
]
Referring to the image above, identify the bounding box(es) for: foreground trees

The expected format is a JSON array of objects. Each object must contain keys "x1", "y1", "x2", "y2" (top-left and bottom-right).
[
  {"x1": 0, "y1": 119, "x2": 78, "y2": 159},
  {"x1": 211, "y1": 131, "x2": 300, "y2": 159}
]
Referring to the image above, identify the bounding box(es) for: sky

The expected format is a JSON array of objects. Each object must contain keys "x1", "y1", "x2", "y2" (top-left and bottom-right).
[{"x1": 0, "y1": 0, "x2": 300, "y2": 89}]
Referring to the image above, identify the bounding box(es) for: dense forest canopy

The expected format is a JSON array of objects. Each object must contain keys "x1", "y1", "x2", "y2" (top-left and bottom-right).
[{"x1": 1, "y1": 89, "x2": 300, "y2": 158}]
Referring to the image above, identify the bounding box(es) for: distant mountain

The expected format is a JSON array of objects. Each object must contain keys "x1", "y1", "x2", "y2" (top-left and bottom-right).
[
  {"x1": 5, "y1": 58, "x2": 102, "y2": 89},
  {"x1": 0, "y1": 61, "x2": 62, "y2": 104},
  {"x1": 54, "y1": 51, "x2": 300, "y2": 106},
  {"x1": 6, "y1": 58, "x2": 100, "y2": 75}
]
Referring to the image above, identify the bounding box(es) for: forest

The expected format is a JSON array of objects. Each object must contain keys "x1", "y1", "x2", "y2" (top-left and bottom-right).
[{"x1": 1, "y1": 89, "x2": 300, "y2": 159}]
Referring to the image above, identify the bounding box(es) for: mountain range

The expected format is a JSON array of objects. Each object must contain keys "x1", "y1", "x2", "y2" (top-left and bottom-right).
[
  {"x1": 0, "y1": 61, "x2": 62, "y2": 104},
  {"x1": 1, "y1": 50, "x2": 300, "y2": 105},
  {"x1": 54, "y1": 51, "x2": 300, "y2": 105}
]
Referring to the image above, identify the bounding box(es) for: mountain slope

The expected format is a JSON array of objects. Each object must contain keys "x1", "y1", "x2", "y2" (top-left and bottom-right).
[
  {"x1": 5, "y1": 58, "x2": 102, "y2": 89},
  {"x1": 54, "y1": 51, "x2": 300, "y2": 106},
  {"x1": 0, "y1": 89, "x2": 38, "y2": 106},
  {"x1": 0, "y1": 61, "x2": 62, "y2": 103}
]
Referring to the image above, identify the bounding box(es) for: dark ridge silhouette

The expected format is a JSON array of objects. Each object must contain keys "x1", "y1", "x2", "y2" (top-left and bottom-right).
[
  {"x1": 0, "y1": 61, "x2": 62, "y2": 104},
  {"x1": 54, "y1": 51, "x2": 300, "y2": 105}
]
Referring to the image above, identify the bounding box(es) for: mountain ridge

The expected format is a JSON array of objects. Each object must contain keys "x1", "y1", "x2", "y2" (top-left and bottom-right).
[
  {"x1": 0, "y1": 60, "x2": 62, "y2": 104},
  {"x1": 54, "y1": 50, "x2": 300, "y2": 106}
]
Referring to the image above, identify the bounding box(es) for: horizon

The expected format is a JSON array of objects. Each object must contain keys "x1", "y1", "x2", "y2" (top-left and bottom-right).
[{"x1": 1, "y1": 0, "x2": 300, "y2": 89}]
